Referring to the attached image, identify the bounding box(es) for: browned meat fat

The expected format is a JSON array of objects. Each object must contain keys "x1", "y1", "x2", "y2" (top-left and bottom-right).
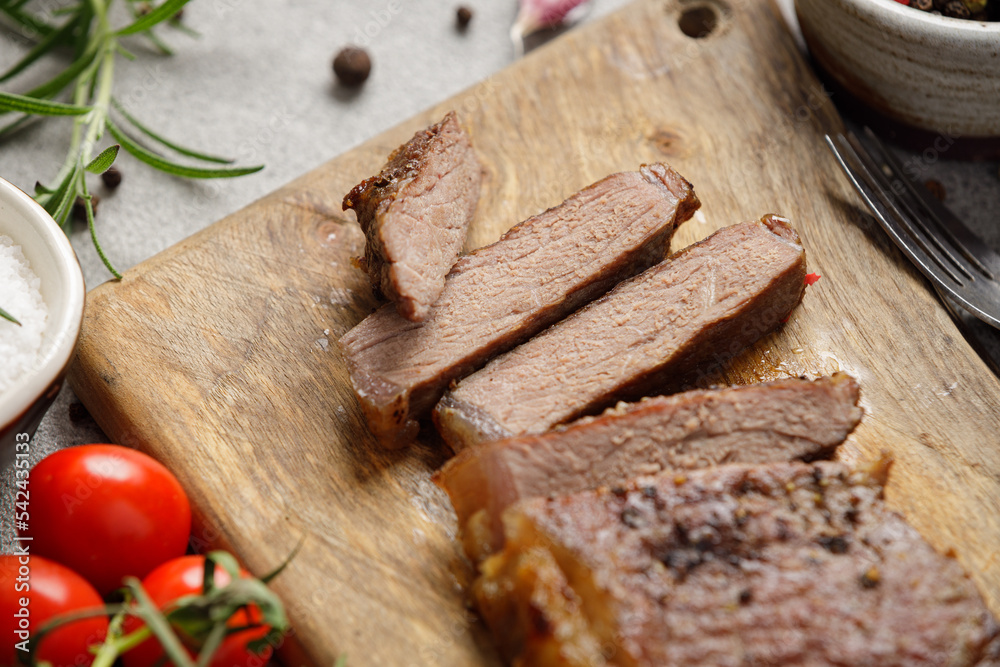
[
  {"x1": 343, "y1": 111, "x2": 482, "y2": 322},
  {"x1": 340, "y1": 164, "x2": 700, "y2": 447},
  {"x1": 435, "y1": 215, "x2": 808, "y2": 451},
  {"x1": 476, "y1": 461, "x2": 1000, "y2": 666},
  {"x1": 436, "y1": 373, "x2": 862, "y2": 560}
]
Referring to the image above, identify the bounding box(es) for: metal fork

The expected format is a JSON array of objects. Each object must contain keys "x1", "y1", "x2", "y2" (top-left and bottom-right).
[{"x1": 825, "y1": 128, "x2": 1000, "y2": 329}]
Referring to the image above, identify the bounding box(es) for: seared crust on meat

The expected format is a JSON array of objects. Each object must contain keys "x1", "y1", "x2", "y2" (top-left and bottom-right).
[{"x1": 476, "y1": 461, "x2": 1000, "y2": 666}]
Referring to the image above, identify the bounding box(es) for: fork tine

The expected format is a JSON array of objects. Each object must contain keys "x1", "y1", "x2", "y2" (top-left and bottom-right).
[
  {"x1": 826, "y1": 133, "x2": 1000, "y2": 328},
  {"x1": 863, "y1": 127, "x2": 1000, "y2": 280},
  {"x1": 831, "y1": 134, "x2": 966, "y2": 285},
  {"x1": 844, "y1": 133, "x2": 974, "y2": 283}
]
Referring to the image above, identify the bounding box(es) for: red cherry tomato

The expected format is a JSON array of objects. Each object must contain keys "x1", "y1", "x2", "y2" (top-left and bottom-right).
[
  {"x1": 0, "y1": 555, "x2": 108, "y2": 667},
  {"x1": 121, "y1": 555, "x2": 273, "y2": 667},
  {"x1": 21, "y1": 444, "x2": 191, "y2": 596}
]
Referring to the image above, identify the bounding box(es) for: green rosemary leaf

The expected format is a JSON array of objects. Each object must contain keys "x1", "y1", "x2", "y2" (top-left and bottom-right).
[
  {"x1": 112, "y1": 98, "x2": 233, "y2": 164},
  {"x1": 116, "y1": 0, "x2": 192, "y2": 36},
  {"x1": 115, "y1": 42, "x2": 137, "y2": 61},
  {"x1": 39, "y1": 166, "x2": 78, "y2": 217},
  {"x1": 0, "y1": 306, "x2": 21, "y2": 326},
  {"x1": 0, "y1": 17, "x2": 76, "y2": 83},
  {"x1": 0, "y1": 4, "x2": 56, "y2": 38},
  {"x1": 33, "y1": 181, "x2": 54, "y2": 195},
  {"x1": 85, "y1": 144, "x2": 120, "y2": 174},
  {"x1": 41, "y1": 166, "x2": 82, "y2": 235},
  {"x1": 71, "y1": 3, "x2": 95, "y2": 61},
  {"x1": 143, "y1": 29, "x2": 175, "y2": 56},
  {"x1": 2, "y1": 47, "x2": 100, "y2": 113},
  {"x1": 0, "y1": 90, "x2": 91, "y2": 116},
  {"x1": 80, "y1": 179, "x2": 122, "y2": 279},
  {"x1": 107, "y1": 120, "x2": 263, "y2": 179},
  {"x1": 168, "y1": 20, "x2": 200, "y2": 38}
]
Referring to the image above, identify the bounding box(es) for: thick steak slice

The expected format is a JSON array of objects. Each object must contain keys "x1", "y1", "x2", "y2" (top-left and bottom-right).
[
  {"x1": 436, "y1": 215, "x2": 808, "y2": 450},
  {"x1": 436, "y1": 374, "x2": 862, "y2": 559},
  {"x1": 476, "y1": 461, "x2": 1000, "y2": 666},
  {"x1": 343, "y1": 111, "x2": 482, "y2": 322},
  {"x1": 340, "y1": 164, "x2": 699, "y2": 447}
]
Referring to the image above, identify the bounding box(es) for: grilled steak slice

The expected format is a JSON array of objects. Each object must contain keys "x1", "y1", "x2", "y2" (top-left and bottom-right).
[
  {"x1": 436, "y1": 215, "x2": 808, "y2": 451},
  {"x1": 436, "y1": 373, "x2": 862, "y2": 560},
  {"x1": 476, "y1": 461, "x2": 1000, "y2": 666},
  {"x1": 343, "y1": 111, "x2": 482, "y2": 322},
  {"x1": 340, "y1": 164, "x2": 699, "y2": 447}
]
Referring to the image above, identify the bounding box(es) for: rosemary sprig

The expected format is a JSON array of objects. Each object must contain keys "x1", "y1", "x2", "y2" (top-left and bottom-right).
[{"x1": 0, "y1": 0, "x2": 264, "y2": 279}]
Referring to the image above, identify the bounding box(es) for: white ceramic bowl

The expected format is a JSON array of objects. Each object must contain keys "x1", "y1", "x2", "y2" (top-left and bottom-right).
[
  {"x1": 796, "y1": 0, "x2": 1000, "y2": 139},
  {"x1": 0, "y1": 177, "x2": 85, "y2": 467}
]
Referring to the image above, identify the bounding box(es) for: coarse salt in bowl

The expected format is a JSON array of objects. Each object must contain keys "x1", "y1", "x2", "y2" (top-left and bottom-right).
[
  {"x1": 0, "y1": 177, "x2": 85, "y2": 467},
  {"x1": 0, "y1": 237, "x2": 49, "y2": 393}
]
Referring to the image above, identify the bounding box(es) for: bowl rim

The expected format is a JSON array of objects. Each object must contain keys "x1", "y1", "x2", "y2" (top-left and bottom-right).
[
  {"x1": 0, "y1": 177, "x2": 85, "y2": 431},
  {"x1": 848, "y1": 0, "x2": 1000, "y2": 31}
]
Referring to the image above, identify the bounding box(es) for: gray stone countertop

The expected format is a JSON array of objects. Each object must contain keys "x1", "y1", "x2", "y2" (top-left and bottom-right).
[{"x1": 1, "y1": 0, "x2": 998, "y2": 551}]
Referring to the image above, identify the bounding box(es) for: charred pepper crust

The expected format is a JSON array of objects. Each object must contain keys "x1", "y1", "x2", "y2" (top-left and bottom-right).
[
  {"x1": 342, "y1": 111, "x2": 459, "y2": 300},
  {"x1": 605, "y1": 463, "x2": 873, "y2": 583}
]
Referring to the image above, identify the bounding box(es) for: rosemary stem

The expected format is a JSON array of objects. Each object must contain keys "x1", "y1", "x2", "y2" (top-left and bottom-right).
[
  {"x1": 66, "y1": 57, "x2": 94, "y2": 168},
  {"x1": 81, "y1": 42, "x2": 115, "y2": 164}
]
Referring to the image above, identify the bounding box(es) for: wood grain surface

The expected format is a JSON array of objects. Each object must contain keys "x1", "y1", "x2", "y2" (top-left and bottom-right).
[{"x1": 69, "y1": 0, "x2": 1000, "y2": 664}]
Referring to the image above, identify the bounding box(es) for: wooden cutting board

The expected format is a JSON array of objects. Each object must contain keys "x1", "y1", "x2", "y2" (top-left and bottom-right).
[{"x1": 69, "y1": 0, "x2": 1000, "y2": 663}]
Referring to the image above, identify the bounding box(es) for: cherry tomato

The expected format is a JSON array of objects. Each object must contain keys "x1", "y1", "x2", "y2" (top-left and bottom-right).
[
  {"x1": 21, "y1": 444, "x2": 191, "y2": 596},
  {"x1": 121, "y1": 555, "x2": 273, "y2": 667},
  {"x1": 0, "y1": 555, "x2": 108, "y2": 667}
]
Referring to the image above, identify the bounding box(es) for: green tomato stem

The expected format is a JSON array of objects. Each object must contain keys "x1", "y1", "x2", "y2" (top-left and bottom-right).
[{"x1": 125, "y1": 578, "x2": 198, "y2": 667}]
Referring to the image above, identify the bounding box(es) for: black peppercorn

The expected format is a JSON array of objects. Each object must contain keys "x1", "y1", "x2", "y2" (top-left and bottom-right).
[
  {"x1": 333, "y1": 47, "x2": 372, "y2": 87},
  {"x1": 456, "y1": 6, "x2": 473, "y2": 29},
  {"x1": 922, "y1": 0, "x2": 995, "y2": 18},
  {"x1": 942, "y1": 0, "x2": 972, "y2": 17},
  {"x1": 817, "y1": 535, "x2": 849, "y2": 554},
  {"x1": 68, "y1": 401, "x2": 91, "y2": 422},
  {"x1": 102, "y1": 166, "x2": 122, "y2": 189},
  {"x1": 72, "y1": 194, "x2": 99, "y2": 222}
]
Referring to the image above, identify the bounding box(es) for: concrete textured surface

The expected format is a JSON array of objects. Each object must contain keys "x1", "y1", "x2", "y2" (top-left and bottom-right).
[{"x1": 1, "y1": 0, "x2": 998, "y2": 551}]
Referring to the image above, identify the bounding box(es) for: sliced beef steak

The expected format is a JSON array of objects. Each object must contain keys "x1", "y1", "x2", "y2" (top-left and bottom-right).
[
  {"x1": 340, "y1": 164, "x2": 699, "y2": 447},
  {"x1": 436, "y1": 215, "x2": 808, "y2": 451},
  {"x1": 436, "y1": 373, "x2": 862, "y2": 560},
  {"x1": 476, "y1": 461, "x2": 1000, "y2": 667},
  {"x1": 343, "y1": 111, "x2": 482, "y2": 322}
]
